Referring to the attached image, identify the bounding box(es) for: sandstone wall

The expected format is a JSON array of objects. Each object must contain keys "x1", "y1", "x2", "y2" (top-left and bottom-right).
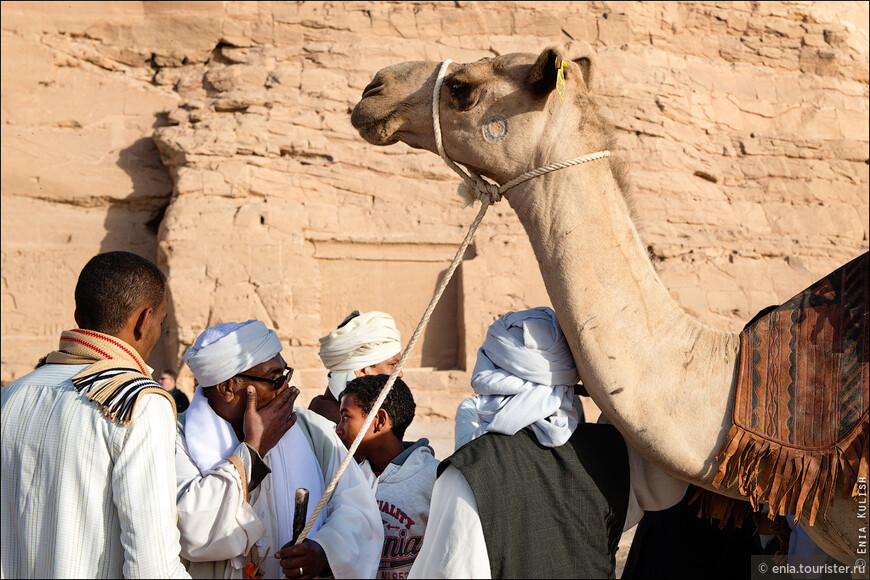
[{"x1": 2, "y1": 1, "x2": 868, "y2": 419}]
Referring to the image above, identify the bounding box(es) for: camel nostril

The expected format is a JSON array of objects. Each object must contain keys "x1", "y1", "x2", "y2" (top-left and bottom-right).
[{"x1": 361, "y1": 81, "x2": 383, "y2": 99}]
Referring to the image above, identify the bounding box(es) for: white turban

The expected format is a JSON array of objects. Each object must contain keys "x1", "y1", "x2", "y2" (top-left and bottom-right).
[
  {"x1": 470, "y1": 307, "x2": 580, "y2": 447},
  {"x1": 183, "y1": 319, "x2": 283, "y2": 388},
  {"x1": 318, "y1": 310, "x2": 402, "y2": 399}
]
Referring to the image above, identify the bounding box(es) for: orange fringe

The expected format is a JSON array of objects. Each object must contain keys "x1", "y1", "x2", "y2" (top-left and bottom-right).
[
  {"x1": 689, "y1": 487, "x2": 752, "y2": 530},
  {"x1": 706, "y1": 413, "x2": 868, "y2": 526}
]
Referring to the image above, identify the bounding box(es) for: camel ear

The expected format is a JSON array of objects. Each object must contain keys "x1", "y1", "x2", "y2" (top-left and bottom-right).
[
  {"x1": 564, "y1": 40, "x2": 595, "y2": 90},
  {"x1": 527, "y1": 46, "x2": 561, "y2": 96},
  {"x1": 574, "y1": 56, "x2": 593, "y2": 90}
]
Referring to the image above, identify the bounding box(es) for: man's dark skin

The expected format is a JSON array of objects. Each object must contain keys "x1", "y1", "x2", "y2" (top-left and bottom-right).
[
  {"x1": 335, "y1": 392, "x2": 404, "y2": 470},
  {"x1": 204, "y1": 354, "x2": 330, "y2": 578},
  {"x1": 308, "y1": 352, "x2": 403, "y2": 424},
  {"x1": 76, "y1": 291, "x2": 167, "y2": 362},
  {"x1": 307, "y1": 389, "x2": 342, "y2": 425}
]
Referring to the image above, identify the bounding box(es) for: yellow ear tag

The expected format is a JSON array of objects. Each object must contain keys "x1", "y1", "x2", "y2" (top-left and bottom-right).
[{"x1": 556, "y1": 60, "x2": 567, "y2": 101}]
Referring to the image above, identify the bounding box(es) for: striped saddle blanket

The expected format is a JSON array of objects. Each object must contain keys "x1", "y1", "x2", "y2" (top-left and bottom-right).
[{"x1": 712, "y1": 251, "x2": 868, "y2": 526}]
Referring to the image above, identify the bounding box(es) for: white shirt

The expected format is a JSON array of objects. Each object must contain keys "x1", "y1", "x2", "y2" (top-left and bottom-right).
[
  {"x1": 408, "y1": 434, "x2": 687, "y2": 579},
  {"x1": 1, "y1": 363, "x2": 190, "y2": 579}
]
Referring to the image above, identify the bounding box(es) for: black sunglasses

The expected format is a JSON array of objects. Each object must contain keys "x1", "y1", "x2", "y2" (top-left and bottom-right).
[{"x1": 235, "y1": 365, "x2": 294, "y2": 391}]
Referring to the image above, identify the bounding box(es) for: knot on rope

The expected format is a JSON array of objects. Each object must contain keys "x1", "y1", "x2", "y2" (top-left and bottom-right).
[{"x1": 458, "y1": 174, "x2": 502, "y2": 207}]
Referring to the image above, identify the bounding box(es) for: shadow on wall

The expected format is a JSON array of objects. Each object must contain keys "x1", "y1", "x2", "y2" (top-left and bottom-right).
[
  {"x1": 419, "y1": 245, "x2": 478, "y2": 372},
  {"x1": 318, "y1": 253, "x2": 468, "y2": 371},
  {"x1": 419, "y1": 263, "x2": 462, "y2": 370},
  {"x1": 107, "y1": 124, "x2": 176, "y2": 374}
]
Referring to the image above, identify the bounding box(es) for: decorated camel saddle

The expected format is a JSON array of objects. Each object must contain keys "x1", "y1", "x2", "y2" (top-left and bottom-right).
[{"x1": 713, "y1": 251, "x2": 868, "y2": 526}]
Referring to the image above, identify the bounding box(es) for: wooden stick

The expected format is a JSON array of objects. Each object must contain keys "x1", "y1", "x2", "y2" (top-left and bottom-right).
[{"x1": 292, "y1": 488, "x2": 310, "y2": 545}]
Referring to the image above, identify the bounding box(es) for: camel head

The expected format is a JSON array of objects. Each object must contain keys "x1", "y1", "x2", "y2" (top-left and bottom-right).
[{"x1": 351, "y1": 46, "x2": 610, "y2": 188}]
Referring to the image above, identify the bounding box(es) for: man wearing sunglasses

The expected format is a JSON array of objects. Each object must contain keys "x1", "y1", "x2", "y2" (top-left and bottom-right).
[{"x1": 175, "y1": 319, "x2": 382, "y2": 579}]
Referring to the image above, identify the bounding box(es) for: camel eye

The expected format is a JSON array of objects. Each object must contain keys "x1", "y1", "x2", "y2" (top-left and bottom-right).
[
  {"x1": 447, "y1": 81, "x2": 477, "y2": 111},
  {"x1": 448, "y1": 81, "x2": 471, "y2": 99}
]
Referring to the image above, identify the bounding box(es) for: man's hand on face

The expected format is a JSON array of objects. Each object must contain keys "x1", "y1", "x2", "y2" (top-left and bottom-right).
[
  {"x1": 243, "y1": 383, "x2": 299, "y2": 456},
  {"x1": 275, "y1": 539, "x2": 329, "y2": 579}
]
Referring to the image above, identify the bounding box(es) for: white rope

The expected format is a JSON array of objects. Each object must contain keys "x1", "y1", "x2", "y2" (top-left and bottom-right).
[
  {"x1": 432, "y1": 59, "x2": 611, "y2": 204},
  {"x1": 292, "y1": 58, "x2": 610, "y2": 550},
  {"x1": 499, "y1": 150, "x2": 612, "y2": 192}
]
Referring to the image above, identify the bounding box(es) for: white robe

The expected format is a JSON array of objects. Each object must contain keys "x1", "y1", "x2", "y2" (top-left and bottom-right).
[
  {"x1": 408, "y1": 429, "x2": 688, "y2": 579},
  {"x1": 1, "y1": 362, "x2": 190, "y2": 579},
  {"x1": 176, "y1": 408, "x2": 383, "y2": 579}
]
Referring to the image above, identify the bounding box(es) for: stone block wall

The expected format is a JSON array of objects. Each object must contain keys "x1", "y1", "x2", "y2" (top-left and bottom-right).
[{"x1": 2, "y1": 1, "x2": 868, "y2": 418}]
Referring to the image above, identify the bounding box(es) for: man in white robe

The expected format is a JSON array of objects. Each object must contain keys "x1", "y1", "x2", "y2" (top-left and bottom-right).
[
  {"x1": 409, "y1": 308, "x2": 689, "y2": 579},
  {"x1": 176, "y1": 320, "x2": 382, "y2": 579},
  {"x1": 309, "y1": 310, "x2": 403, "y2": 424},
  {"x1": 1, "y1": 251, "x2": 190, "y2": 579}
]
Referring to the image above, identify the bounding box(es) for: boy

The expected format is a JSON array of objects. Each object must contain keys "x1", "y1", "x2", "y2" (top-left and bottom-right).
[{"x1": 335, "y1": 374, "x2": 439, "y2": 579}]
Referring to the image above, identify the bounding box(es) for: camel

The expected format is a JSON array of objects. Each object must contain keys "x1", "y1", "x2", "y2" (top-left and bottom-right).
[{"x1": 350, "y1": 46, "x2": 866, "y2": 562}]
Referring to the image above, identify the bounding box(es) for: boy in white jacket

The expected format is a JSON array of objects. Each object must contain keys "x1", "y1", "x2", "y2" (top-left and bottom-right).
[{"x1": 335, "y1": 375, "x2": 440, "y2": 579}]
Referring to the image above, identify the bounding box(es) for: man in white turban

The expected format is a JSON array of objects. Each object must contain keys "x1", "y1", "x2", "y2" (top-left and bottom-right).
[
  {"x1": 409, "y1": 308, "x2": 688, "y2": 579},
  {"x1": 175, "y1": 319, "x2": 383, "y2": 579},
  {"x1": 309, "y1": 310, "x2": 403, "y2": 424}
]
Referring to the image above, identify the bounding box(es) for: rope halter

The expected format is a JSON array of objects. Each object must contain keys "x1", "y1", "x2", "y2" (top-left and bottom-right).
[{"x1": 432, "y1": 59, "x2": 611, "y2": 206}]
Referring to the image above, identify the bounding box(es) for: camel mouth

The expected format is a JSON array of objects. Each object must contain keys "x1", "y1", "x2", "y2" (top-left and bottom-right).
[
  {"x1": 357, "y1": 124, "x2": 399, "y2": 146},
  {"x1": 352, "y1": 61, "x2": 442, "y2": 148},
  {"x1": 351, "y1": 98, "x2": 399, "y2": 146}
]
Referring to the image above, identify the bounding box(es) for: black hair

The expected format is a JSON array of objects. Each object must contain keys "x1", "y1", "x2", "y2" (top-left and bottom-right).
[
  {"x1": 341, "y1": 374, "x2": 415, "y2": 440},
  {"x1": 74, "y1": 251, "x2": 166, "y2": 334},
  {"x1": 161, "y1": 369, "x2": 177, "y2": 379}
]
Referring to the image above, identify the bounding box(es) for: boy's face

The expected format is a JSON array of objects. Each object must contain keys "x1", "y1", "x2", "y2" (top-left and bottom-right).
[{"x1": 335, "y1": 393, "x2": 375, "y2": 457}]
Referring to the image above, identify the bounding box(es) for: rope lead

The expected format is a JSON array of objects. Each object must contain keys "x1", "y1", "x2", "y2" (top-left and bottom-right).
[{"x1": 293, "y1": 58, "x2": 610, "y2": 548}]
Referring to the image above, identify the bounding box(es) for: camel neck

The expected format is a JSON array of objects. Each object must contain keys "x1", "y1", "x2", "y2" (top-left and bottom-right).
[{"x1": 505, "y1": 160, "x2": 740, "y2": 480}]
